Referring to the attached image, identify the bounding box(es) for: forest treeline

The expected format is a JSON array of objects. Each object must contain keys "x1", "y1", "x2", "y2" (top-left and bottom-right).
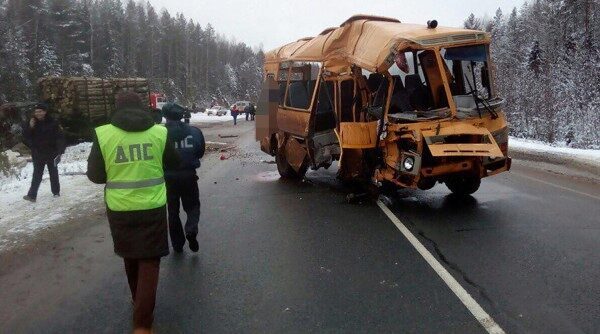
[
  {"x1": 0, "y1": 0, "x2": 264, "y2": 107},
  {"x1": 1, "y1": 1, "x2": 599, "y2": 147},
  {"x1": 465, "y1": 0, "x2": 599, "y2": 148}
]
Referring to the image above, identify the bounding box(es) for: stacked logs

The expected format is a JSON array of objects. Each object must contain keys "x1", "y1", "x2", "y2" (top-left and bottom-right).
[{"x1": 38, "y1": 77, "x2": 150, "y2": 124}]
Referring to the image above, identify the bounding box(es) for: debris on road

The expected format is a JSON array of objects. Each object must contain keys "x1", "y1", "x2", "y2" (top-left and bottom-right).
[
  {"x1": 346, "y1": 192, "x2": 369, "y2": 204},
  {"x1": 218, "y1": 134, "x2": 239, "y2": 139}
]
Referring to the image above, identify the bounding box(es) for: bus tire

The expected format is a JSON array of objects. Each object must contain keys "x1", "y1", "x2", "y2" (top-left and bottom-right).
[
  {"x1": 276, "y1": 150, "x2": 304, "y2": 179},
  {"x1": 445, "y1": 175, "x2": 481, "y2": 195}
]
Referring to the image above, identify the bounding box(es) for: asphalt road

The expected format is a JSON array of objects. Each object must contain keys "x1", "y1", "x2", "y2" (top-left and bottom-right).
[{"x1": 0, "y1": 119, "x2": 598, "y2": 333}]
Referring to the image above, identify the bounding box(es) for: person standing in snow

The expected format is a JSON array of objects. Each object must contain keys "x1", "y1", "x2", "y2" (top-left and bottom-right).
[
  {"x1": 231, "y1": 105, "x2": 238, "y2": 125},
  {"x1": 22, "y1": 102, "x2": 65, "y2": 202},
  {"x1": 162, "y1": 103, "x2": 205, "y2": 253},
  {"x1": 86, "y1": 92, "x2": 180, "y2": 334}
]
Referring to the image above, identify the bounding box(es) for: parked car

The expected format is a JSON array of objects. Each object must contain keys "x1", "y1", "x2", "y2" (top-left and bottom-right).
[
  {"x1": 206, "y1": 105, "x2": 228, "y2": 116},
  {"x1": 232, "y1": 101, "x2": 251, "y2": 112}
]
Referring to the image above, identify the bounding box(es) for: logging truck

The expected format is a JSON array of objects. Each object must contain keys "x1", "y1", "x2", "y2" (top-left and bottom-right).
[
  {"x1": 38, "y1": 77, "x2": 151, "y2": 140},
  {"x1": 256, "y1": 15, "x2": 511, "y2": 195}
]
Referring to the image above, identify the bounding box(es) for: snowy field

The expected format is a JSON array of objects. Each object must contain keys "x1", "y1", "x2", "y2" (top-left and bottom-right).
[
  {"x1": 0, "y1": 143, "x2": 104, "y2": 252},
  {"x1": 510, "y1": 137, "x2": 600, "y2": 168}
]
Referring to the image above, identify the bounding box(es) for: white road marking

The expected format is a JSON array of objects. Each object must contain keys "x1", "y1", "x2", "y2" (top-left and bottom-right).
[
  {"x1": 513, "y1": 173, "x2": 600, "y2": 201},
  {"x1": 377, "y1": 200, "x2": 506, "y2": 334}
]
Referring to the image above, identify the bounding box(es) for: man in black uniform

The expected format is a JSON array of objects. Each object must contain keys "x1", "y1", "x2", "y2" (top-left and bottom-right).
[
  {"x1": 162, "y1": 103, "x2": 206, "y2": 252},
  {"x1": 22, "y1": 102, "x2": 65, "y2": 202}
]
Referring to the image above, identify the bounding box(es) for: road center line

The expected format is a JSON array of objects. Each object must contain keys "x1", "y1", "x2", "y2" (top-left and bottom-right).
[
  {"x1": 513, "y1": 172, "x2": 600, "y2": 201},
  {"x1": 376, "y1": 200, "x2": 505, "y2": 334}
]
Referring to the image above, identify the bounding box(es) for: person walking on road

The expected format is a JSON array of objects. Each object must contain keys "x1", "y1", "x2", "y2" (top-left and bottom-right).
[
  {"x1": 162, "y1": 103, "x2": 205, "y2": 253},
  {"x1": 244, "y1": 104, "x2": 250, "y2": 121},
  {"x1": 86, "y1": 92, "x2": 180, "y2": 334},
  {"x1": 22, "y1": 102, "x2": 65, "y2": 202},
  {"x1": 250, "y1": 103, "x2": 256, "y2": 121},
  {"x1": 231, "y1": 105, "x2": 238, "y2": 125}
]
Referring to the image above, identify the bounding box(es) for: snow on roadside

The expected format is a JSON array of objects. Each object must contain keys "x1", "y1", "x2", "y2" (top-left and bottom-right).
[
  {"x1": 190, "y1": 112, "x2": 234, "y2": 123},
  {"x1": 0, "y1": 143, "x2": 104, "y2": 252},
  {"x1": 510, "y1": 137, "x2": 600, "y2": 167},
  {"x1": 161, "y1": 111, "x2": 234, "y2": 124}
]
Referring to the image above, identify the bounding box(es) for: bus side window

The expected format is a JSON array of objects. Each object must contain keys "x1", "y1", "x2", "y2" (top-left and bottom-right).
[
  {"x1": 340, "y1": 80, "x2": 355, "y2": 122},
  {"x1": 315, "y1": 81, "x2": 335, "y2": 132},
  {"x1": 278, "y1": 82, "x2": 287, "y2": 106}
]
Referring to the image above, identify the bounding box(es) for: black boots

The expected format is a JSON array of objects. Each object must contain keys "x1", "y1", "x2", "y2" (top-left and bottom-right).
[
  {"x1": 186, "y1": 234, "x2": 199, "y2": 252},
  {"x1": 23, "y1": 195, "x2": 36, "y2": 202}
]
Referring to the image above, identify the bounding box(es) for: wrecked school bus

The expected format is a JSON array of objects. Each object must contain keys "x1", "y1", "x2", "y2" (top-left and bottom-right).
[{"x1": 256, "y1": 15, "x2": 511, "y2": 195}]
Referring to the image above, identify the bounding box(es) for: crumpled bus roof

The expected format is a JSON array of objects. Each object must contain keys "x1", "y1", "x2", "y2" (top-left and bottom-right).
[{"x1": 265, "y1": 15, "x2": 490, "y2": 72}]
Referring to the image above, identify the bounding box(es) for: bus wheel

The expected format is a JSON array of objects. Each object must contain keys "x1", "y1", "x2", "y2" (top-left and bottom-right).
[
  {"x1": 445, "y1": 175, "x2": 481, "y2": 195},
  {"x1": 276, "y1": 150, "x2": 306, "y2": 179}
]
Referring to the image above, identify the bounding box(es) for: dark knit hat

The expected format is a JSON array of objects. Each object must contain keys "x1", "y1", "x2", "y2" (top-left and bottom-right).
[
  {"x1": 115, "y1": 92, "x2": 144, "y2": 110},
  {"x1": 35, "y1": 102, "x2": 49, "y2": 111},
  {"x1": 162, "y1": 103, "x2": 185, "y2": 120}
]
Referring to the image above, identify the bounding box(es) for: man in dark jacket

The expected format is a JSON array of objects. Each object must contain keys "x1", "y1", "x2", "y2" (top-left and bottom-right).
[
  {"x1": 162, "y1": 103, "x2": 205, "y2": 253},
  {"x1": 22, "y1": 102, "x2": 65, "y2": 202},
  {"x1": 250, "y1": 103, "x2": 256, "y2": 121},
  {"x1": 244, "y1": 104, "x2": 250, "y2": 121},
  {"x1": 87, "y1": 92, "x2": 180, "y2": 333}
]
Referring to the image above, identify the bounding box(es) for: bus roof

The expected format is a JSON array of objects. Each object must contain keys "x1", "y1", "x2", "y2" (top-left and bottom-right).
[{"x1": 264, "y1": 15, "x2": 490, "y2": 73}]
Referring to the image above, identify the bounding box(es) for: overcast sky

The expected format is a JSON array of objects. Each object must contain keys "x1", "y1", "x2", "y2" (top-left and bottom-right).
[{"x1": 147, "y1": 0, "x2": 525, "y2": 51}]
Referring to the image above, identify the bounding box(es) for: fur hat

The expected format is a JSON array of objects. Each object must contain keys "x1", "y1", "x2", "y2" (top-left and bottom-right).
[{"x1": 115, "y1": 92, "x2": 144, "y2": 110}]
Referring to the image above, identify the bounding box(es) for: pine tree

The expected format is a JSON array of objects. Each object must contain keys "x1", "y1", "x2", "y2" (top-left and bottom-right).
[
  {"x1": 0, "y1": 27, "x2": 30, "y2": 101},
  {"x1": 0, "y1": 0, "x2": 264, "y2": 115},
  {"x1": 464, "y1": 13, "x2": 481, "y2": 30},
  {"x1": 38, "y1": 39, "x2": 62, "y2": 76}
]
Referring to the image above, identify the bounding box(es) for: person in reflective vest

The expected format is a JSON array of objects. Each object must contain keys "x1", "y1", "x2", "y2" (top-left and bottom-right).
[
  {"x1": 162, "y1": 103, "x2": 205, "y2": 253},
  {"x1": 86, "y1": 92, "x2": 179, "y2": 334}
]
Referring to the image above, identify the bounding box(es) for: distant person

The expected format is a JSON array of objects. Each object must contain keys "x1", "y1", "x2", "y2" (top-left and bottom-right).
[
  {"x1": 162, "y1": 103, "x2": 205, "y2": 253},
  {"x1": 231, "y1": 105, "x2": 238, "y2": 125},
  {"x1": 250, "y1": 103, "x2": 256, "y2": 121},
  {"x1": 244, "y1": 104, "x2": 250, "y2": 121},
  {"x1": 86, "y1": 92, "x2": 180, "y2": 333},
  {"x1": 22, "y1": 102, "x2": 65, "y2": 202}
]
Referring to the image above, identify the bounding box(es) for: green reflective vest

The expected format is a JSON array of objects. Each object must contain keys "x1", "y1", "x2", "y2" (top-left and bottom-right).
[{"x1": 96, "y1": 124, "x2": 168, "y2": 211}]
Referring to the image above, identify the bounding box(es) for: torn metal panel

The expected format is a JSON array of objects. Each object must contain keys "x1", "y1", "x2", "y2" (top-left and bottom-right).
[
  {"x1": 312, "y1": 131, "x2": 340, "y2": 166},
  {"x1": 284, "y1": 137, "x2": 308, "y2": 172},
  {"x1": 338, "y1": 121, "x2": 378, "y2": 149},
  {"x1": 423, "y1": 123, "x2": 503, "y2": 158}
]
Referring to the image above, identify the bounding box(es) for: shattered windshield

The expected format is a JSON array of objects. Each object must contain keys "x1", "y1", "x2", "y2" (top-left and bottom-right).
[{"x1": 443, "y1": 45, "x2": 492, "y2": 101}]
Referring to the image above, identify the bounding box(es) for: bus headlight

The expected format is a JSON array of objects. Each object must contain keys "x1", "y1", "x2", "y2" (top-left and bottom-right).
[
  {"x1": 403, "y1": 156, "x2": 415, "y2": 171},
  {"x1": 399, "y1": 153, "x2": 420, "y2": 175}
]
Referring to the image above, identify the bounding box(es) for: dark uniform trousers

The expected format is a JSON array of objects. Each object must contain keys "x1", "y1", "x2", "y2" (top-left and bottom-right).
[
  {"x1": 27, "y1": 158, "x2": 60, "y2": 198},
  {"x1": 165, "y1": 174, "x2": 200, "y2": 248},
  {"x1": 124, "y1": 258, "x2": 160, "y2": 329}
]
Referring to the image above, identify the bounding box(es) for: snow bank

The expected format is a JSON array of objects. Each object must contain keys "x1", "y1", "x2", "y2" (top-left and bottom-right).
[
  {"x1": 0, "y1": 143, "x2": 104, "y2": 252},
  {"x1": 161, "y1": 112, "x2": 234, "y2": 124},
  {"x1": 510, "y1": 137, "x2": 600, "y2": 173},
  {"x1": 190, "y1": 112, "x2": 234, "y2": 123}
]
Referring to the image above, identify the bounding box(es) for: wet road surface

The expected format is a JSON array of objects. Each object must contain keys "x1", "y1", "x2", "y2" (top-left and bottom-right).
[{"x1": 0, "y1": 120, "x2": 598, "y2": 333}]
